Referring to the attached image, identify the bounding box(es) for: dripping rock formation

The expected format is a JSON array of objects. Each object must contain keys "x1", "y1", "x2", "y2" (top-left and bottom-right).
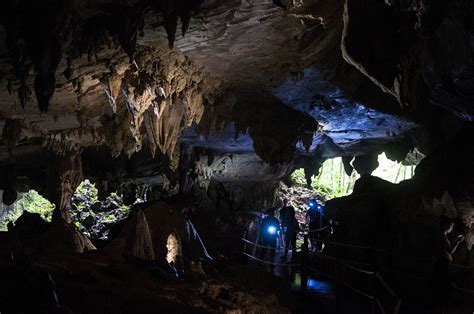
[{"x1": 0, "y1": 0, "x2": 473, "y2": 313}]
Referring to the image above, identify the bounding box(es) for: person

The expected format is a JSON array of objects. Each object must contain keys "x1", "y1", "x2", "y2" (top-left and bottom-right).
[
  {"x1": 306, "y1": 199, "x2": 326, "y2": 251},
  {"x1": 279, "y1": 199, "x2": 292, "y2": 244},
  {"x1": 259, "y1": 207, "x2": 280, "y2": 266},
  {"x1": 434, "y1": 215, "x2": 464, "y2": 313},
  {"x1": 279, "y1": 199, "x2": 299, "y2": 260}
]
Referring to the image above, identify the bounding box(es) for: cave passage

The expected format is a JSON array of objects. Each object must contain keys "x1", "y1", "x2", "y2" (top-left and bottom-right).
[{"x1": 1, "y1": 0, "x2": 473, "y2": 313}]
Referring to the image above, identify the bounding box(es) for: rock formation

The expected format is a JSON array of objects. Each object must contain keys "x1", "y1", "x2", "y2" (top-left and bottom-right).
[{"x1": 0, "y1": 0, "x2": 472, "y2": 311}]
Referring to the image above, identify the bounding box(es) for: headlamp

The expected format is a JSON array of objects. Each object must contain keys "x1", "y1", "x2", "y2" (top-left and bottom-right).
[
  {"x1": 308, "y1": 200, "x2": 324, "y2": 213},
  {"x1": 267, "y1": 225, "x2": 277, "y2": 235}
]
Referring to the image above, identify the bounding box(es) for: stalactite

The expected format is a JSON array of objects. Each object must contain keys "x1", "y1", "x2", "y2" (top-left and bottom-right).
[
  {"x1": 232, "y1": 89, "x2": 319, "y2": 165},
  {"x1": 0, "y1": 0, "x2": 205, "y2": 113},
  {"x1": 341, "y1": 155, "x2": 354, "y2": 176},
  {"x1": 97, "y1": 45, "x2": 226, "y2": 167},
  {"x1": 31, "y1": 17, "x2": 75, "y2": 112},
  {"x1": 303, "y1": 155, "x2": 323, "y2": 187},
  {"x1": 0, "y1": 119, "x2": 23, "y2": 205},
  {"x1": 18, "y1": 81, "x2": 32, "y2": 109},
  {"x1": 26, "y1": 0, "x2": 72, "y2": 112},
  {"x1": 2, "y1": 118, "x2": 23, "y2": 162},
  {"x1": 156, "y1": 0, "x2": 204, "y2": 48},
  {"x1": 273, "y1": 0, "x2": 287, "y2": 10},
  {"x1": 0, "y1": 167, "x2": 18, "y2": 206},
  {"x1": 72, "y1": 78, "x2": 82, "y2": 109},
  {"x1": 108, "y1": 3, "x2": 148, "y2": 63},
  {"x1": 164, "y1": 12, "x2": 178, "y2": 49},
  {"x1": 352, "y1": 153, "x2": 379, "y2": 175}
]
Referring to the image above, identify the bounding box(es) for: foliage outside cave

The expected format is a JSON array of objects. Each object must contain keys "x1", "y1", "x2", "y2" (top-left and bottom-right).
[
  {"x1": 1, "y1": 180, "x2": 131, "y2": 239},
  {"x1": 291, "y1": 153, "x2": 416, "y2": 200},
  {"x1": 0, "y1": 190, "x2": 55, "y2": 231},
  {"x1": 70, "y1": 180, "x2": 131, "y2": 240}
]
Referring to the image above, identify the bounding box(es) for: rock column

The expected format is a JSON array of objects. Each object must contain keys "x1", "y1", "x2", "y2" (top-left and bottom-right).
[{"x1": 46, "y1": 151, "x2": 83, "y2": 224}]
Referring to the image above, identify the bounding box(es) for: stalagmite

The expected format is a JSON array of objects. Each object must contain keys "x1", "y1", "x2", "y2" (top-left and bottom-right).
[
  {"x1": 0, "y1": 0, "x2": 472, "y2": 312},
  {"x1": 106, "y1": 201, "x2": 211, "y2": 273}
]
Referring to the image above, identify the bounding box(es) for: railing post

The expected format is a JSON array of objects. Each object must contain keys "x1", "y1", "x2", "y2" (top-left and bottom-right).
[
  {"x1": 371, "y1": 273, "x2": 376, "y2": 314},
  {"x1": 242, "y1": 231, "x2": 248, "y2": 264},
  {"x1": 318, "y1": 214, "x2": 322, "y2": 250},
  {"x1": 301, "y1": 232, "x2": 308, "y2": 294},
  {"x1": 253, "y1": 230, "x2": 260, "y2": 257},
  {"x1": 335, "y1": 261, "x2": 342, "y2": 314}
]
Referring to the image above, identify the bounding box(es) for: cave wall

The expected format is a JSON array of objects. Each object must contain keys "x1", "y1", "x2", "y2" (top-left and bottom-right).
[
  {"x1": 190, "y1": 179, "x2": 282, "y2": 258},
  {"x1": 0, "y1": 0, "x2": 472, "y2": 267}
]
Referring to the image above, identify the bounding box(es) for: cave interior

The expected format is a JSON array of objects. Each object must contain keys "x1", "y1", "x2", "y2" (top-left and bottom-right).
[{"x1": 0, "y1": 0, "x2": 473, "y2": 313}]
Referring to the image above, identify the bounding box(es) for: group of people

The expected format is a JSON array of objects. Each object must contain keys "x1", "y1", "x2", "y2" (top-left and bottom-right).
[
  {"x1": 257, "y1": 198, "x2": 327, "y2": 264},
  {"x1": 253, "y1": 198, "x2": 466, "y2": 312}
]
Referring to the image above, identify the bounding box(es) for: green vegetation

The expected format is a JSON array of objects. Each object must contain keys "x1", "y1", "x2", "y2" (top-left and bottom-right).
[
  {"x1": 0, "y1": 179, "x2": 131, "y2": 239},
  {"x1": 71, "y1": 180, "x2": 131, "y2": 239},
  {"x1": 291, "y1": 166, "x2": 354, "y2": 200},
  {"x1": 291, "y1": 153, "x2": 416, "y2": 200},
  {"x1": 0, "y1": 190, "x2": 55, "y2": 231}
]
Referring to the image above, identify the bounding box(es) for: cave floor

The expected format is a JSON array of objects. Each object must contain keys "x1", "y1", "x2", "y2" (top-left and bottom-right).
[
  {"x1": 0, "y1": 239, "x2": 472, "y2": 313},
  {"x1": 0, "y1": 248, "x2": 286, "y2": 313}
]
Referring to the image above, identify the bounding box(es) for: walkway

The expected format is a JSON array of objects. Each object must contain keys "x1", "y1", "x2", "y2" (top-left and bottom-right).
[{"x1": 242, "y1": 230, "x2": 474, "y2": 314}]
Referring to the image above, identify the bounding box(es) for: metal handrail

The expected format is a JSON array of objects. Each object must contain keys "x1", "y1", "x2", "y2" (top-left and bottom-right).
[
  {"x1": 308, "y1": 251, "x2": 375, "y2": 267},
  {"x1": 306, "y1": 226, "x2": 330, "y2": 233},
  {"x1": 306, "y1": 236, "x2": 474, "y2": 270},
  {"x1": 241, "y1": 238, "x2": 286, "y2": 252},
  {"x1": 242, "y1": 252, "x2": 300, "y2": 267},
  {"x1": 342, "y1": 280, "x2": 375, "y2": 300},
  {"x1": 243, "y1": 228, "x2": 472, "y2": 313},
  {"x1": 375, "y1": 272, "x2": 397, "y2": 297},
  {"x1": 341, "y1": 262, "x2": 375, "y2": 275},
  {"x1": 301, "y1": 233, "x2": 402, "y2": 314},
  {"x1": 452, "y1": 284, "x2": 474, "y2": 295}
]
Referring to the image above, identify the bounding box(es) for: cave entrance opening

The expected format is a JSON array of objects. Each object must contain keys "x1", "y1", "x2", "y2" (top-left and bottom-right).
[
  {"x1": 289, "y1": 152, "x2": 419, "y2": 203},
  {"x1": 273, "y1": 153, "x2": 421, "y2": 249},
  {"x1": 0, "y1": 189, "x2": 55, "y2": 231}
]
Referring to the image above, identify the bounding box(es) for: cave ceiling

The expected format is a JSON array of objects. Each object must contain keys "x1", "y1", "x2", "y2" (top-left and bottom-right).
[{"x1": 0, "y1": 0, "x2": 472, "y2": 184}]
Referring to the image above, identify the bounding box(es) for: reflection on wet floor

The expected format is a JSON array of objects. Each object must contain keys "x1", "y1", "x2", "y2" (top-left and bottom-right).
[
  {"x1": 308, "y1": 278, "x2": 336, "y2": 298},
  {"x1": 290, "y1": 272, "x2": 336, "y2": 299},
  {"x1": 245, "y1": 246, "x2": 337, "y2": 300}
]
